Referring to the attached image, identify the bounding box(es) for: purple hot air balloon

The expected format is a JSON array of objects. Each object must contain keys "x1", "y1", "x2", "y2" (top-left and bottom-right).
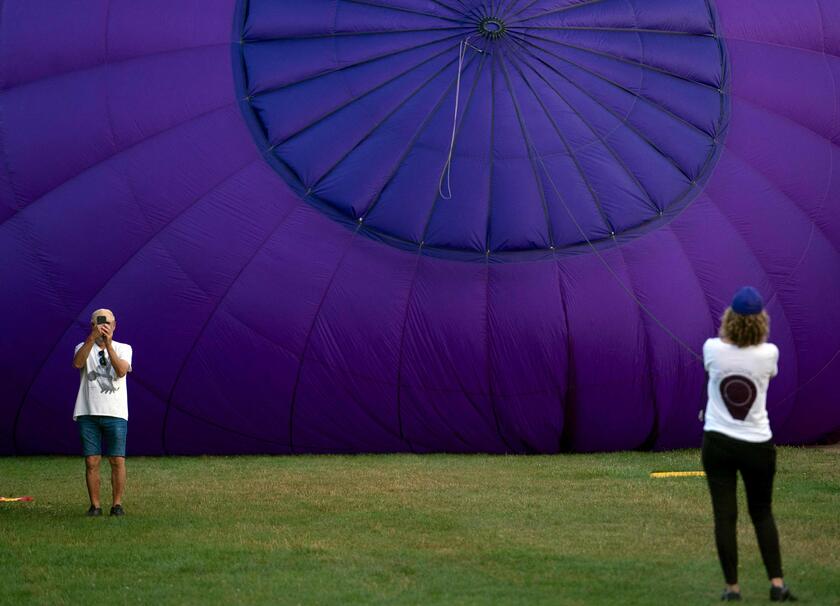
[{"x1": 1, "y1": 0, "x2": 838, "y2": 455}]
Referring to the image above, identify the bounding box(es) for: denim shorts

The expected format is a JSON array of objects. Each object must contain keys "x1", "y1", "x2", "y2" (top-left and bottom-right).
[{"x1": 77, "y1": 415, "x2": 127, "y2": 457}]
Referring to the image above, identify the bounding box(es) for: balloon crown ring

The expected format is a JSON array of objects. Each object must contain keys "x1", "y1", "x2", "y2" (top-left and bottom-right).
[{"x1": 478, "y1": 17, "x2": 506, "y2": 40}]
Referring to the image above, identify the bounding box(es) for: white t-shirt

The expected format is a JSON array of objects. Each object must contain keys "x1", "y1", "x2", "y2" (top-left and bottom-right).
[
  {"x1": 73, "y1": 340, "x2": 133, "y2": 421},
  {"x1": 703, "y1": 337, "x2": 778, "y2": 442}
]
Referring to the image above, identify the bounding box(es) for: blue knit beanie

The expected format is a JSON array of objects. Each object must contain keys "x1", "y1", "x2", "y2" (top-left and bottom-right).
[{"x1": 731, "y1": 286, "x2": 764, "y2": 315}]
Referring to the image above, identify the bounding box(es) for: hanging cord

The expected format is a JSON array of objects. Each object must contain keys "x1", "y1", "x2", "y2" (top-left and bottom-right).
[{"x1": 439, "y1": 35, "x2": 484, "y2": 200}]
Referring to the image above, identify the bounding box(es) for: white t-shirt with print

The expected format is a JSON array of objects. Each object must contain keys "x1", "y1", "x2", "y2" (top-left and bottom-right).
[
  {"x1": 703, "y1": 337, "x2": 778, "y2": 442},
  {"x1": 73, "y1": 340, "x2": 133, "y2": 421}
]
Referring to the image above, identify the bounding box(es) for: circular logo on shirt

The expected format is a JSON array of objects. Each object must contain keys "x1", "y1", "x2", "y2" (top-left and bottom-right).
[{"x1": 719, "y1": 375, "x2": 758, "y2": 421}]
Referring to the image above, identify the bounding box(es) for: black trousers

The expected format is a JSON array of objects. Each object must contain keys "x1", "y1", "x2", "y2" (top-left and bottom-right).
[{"x1": 701, "y1": 430, "x2": 783, "y2": 584}]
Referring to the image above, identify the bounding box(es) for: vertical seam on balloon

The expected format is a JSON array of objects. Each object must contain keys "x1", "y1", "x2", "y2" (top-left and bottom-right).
[
  {"x1": 552, "y1": 254, "x2": 572, "y2": 453},
  {"x1": 261, "y1": 40, "x2": 465, "y2": 146},
  {"x1": 612, "y1": 245, "x2": 659, "y2": 451},
  {"x1": 496, "y1": 48, "x2": 557, "y2": 249},
  {"x1": 484, "y1": 51, "x2": 496, "y2": 251},
  {"x1": 395, "y1": 249, "x2": 424, "y2": 452},
  {"x1": 287, "y1": 223, "x2": 363, "y2": 454},
  {"x1": 393, "y1": 260, "x2": 477, "y2": 452},
  {"x1": 814, "y1": 0, "x2": 837, "y2": 215},
  {"x1": 667, "y1": 225, "x2": 720, "y2": 337},
  {"x1": 413, "y1": 50, "x2": 489, "y2": 241},
  {"x1": 485, "y1": 256, "x2": 515, "y2": 452},
  {"x1": 10, "y1": 155, "x2": 259, "y2": 454},
  {"x1": 0, "y1": 102, "x2": 238, "y2": 229},
  {"x1": 306, "y1": 50, "x2": 474, "y2": 201},
  {"x1": 665, "y1": 223, "x2": 721, "y2": 444},
  {"x1": 330, "y1": 0, "x2": 340, "y2": 105}
]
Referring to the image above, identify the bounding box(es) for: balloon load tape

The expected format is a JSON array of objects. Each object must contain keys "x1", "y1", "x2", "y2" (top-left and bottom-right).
[{"x1": 649, "y1": 471, "x2": 706, "y2": 478}]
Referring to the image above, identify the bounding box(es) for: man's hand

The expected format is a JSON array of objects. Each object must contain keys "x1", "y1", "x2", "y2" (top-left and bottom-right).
[
  {"x1": 99, "y1": 324, "x2": 113, "y2": 346},
  {"x1": 102, "y1": 327, "x2": 129, "y2": 378},
  {"x1": 88, "y1": 323, "x2": 103, "y2": 343}
]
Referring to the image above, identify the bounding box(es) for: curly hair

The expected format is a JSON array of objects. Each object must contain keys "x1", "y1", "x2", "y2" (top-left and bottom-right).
[{"x1": 719, "y1": 307, "x2": 770, "y2": 347}]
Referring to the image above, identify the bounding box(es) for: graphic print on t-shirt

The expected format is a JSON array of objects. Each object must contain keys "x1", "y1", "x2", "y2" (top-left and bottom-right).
[
  {"x1": 719, "y1": 374, "x2": 758, "y2": 421},
  {"x1": 86, "y1": 369, "x2": 119, "y2": 394}
]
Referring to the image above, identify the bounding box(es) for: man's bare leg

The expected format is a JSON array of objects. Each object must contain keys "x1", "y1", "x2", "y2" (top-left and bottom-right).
[
  {"x1": 109, "y1": 456, "x2": 125, "y2": 506},
  {"x1": 85, "y1": 455, "x2": 101, "y2": 508}
]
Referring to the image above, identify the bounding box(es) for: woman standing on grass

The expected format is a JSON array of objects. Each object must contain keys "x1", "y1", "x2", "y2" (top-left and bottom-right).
[{"x1": 702, "y1": 286, "x2": 796, "y2": 602}]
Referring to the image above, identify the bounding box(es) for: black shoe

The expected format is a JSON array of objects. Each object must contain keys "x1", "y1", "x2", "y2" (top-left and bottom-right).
[
  {"x1": 109, "y1": 504, "x2": 125, "y2": 517},
  {"x1": 770, "y1": 585, "x2": 797, "y2": 602},
  {"x1": 86, "y1": 505, "x2": 102, "y2": 517},
  {"x1": 721, "y1": 589, "x2": 742, "y2": 601}
]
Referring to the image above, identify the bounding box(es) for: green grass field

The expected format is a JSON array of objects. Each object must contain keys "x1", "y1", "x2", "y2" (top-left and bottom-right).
[{"x1": 1, "y1": 449, "x2": 838, "y2": 605}]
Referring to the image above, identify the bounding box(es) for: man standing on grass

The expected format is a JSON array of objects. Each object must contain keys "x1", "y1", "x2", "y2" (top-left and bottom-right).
[{"x1": 72, "y1": 309, "x2": 133, "y2": 517}]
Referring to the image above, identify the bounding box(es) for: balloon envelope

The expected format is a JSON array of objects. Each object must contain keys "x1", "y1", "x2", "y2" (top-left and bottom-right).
[{"x1": 1, "y1": 0, "x2": 838, "y2": 455}]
